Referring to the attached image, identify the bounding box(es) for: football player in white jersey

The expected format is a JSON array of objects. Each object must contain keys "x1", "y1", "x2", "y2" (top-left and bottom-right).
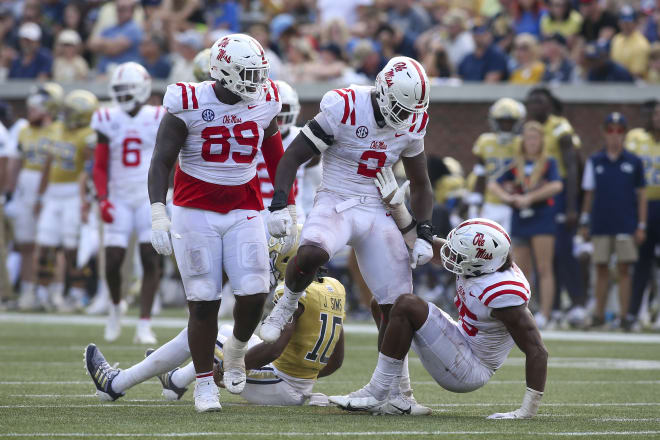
[
  {"x1": 256, "y1": 80, "x2": 321, "y2": 221},
  {"x1": 147, "y1": 34, "x2": 295, "y2": 412},
  {"x1": 91, "y1": 62, "x2": 164, "y2": 344},
  {"x1": 330, "y1": 169, "x2": 548, "y2": 419},
  {"x1": 261, "y1": 56, "x2": 434, "y2": 339}
]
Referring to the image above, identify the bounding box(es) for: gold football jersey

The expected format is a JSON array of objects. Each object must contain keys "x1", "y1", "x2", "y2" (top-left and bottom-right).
[
  {"x1": 626, "y1": 128, "x2": 660, "y2": 201},
  {"x1": 472, "y1": 132, "x2": 519, "y2": 204},
  {"x1": 542, "y1": 114, "x2": 581, "y2": 178},
  {"x1": 49, "y1": 122, "x2": 96, "y2": 183},
  {"x1": 17, "y1": 122, "x2": 60, "y2": 171},
  {"x1": 272, "y1": 277, "x2": 346, "y2": 380}
]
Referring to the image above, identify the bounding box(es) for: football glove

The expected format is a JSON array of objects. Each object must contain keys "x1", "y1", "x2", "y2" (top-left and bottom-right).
[
  {"x1": 487, "y1": 387, "x2": 543, "y2": 420},
  {"x1": 150, "y1": 202, "x2": 173, "y2": 256},
  {"x1": 410, "y1": 238, "x2": 433, "y2": 269},
  {"x1": 267, "y1": 207, "x2": 293, "y2": 238},
  {"x1": 99, "y1": 199, "x2": 115, "y2": 223},
  {"x1": 374, "y1": 167, "x2": 409, "y2": 206}
]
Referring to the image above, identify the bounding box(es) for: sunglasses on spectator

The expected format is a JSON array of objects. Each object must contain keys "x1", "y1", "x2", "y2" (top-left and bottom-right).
[{"x1": 605, "y1": 126, "x2": 626, "y2": 134}]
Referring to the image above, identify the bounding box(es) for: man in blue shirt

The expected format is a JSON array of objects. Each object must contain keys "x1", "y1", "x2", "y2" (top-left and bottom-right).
[
  {"x1": 139, "y1": 34, "x2": 171, "y2": 79},
  {"x1": 88, "y1": 0, "x2": 143, "y2": 74},
  {"x1": 8, "y1": 22, "x2": 52, "y2": 80},
  {"x1": 458, "y1": 24, "x2": 509, "y2": 82},
  {"x1": 584, "y1": 42, "x2": 634, "y2": 82},
  {"x1": 580, "y1": 113, "x2": 647, "y2": 328}
]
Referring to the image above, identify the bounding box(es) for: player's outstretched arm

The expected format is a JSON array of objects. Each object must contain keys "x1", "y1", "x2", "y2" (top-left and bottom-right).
[
  {"x1": 147, "y1": 113, "x2": 187, "y2": 255},
  {"x1": 318, "y1": 329, "x2": 344, "y2": 378},
  {"x1": 489, "y1": 304, "x2": 548, "y2": 419},
  {"x1": 244, "y1": 305, "x2": 303, "y2": 369}
]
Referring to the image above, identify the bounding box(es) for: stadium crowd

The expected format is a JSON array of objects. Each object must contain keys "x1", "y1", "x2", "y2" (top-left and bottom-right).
[
  {"x1": 0, "y1": 0, "x2": 658, "y2": 339},
  {"x1": 2, "y1": 0, "x2": 660, "y2": 85}
]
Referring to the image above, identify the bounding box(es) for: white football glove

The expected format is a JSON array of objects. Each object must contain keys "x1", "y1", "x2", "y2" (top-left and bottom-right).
[
  {"x1": 410, "y1": 238, "x2": 433, "y2": 269},
  {"x1": 267, "y1": 207, "x2": 293, "y2": 238},
  {"x1": 150, "y1": 202, "x2": 173, "y2": 256},
  {"x1": 487, "y1": 387, "x2": 543, "y2": 420},
  {"x1": 374, "y1": 167, "x2": 409, "y2": 206}
]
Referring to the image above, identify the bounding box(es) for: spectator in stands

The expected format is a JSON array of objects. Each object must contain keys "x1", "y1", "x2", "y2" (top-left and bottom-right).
[
  {"x1": 248, "y1": 22, "x2": 282, "y2": 80},
  {"x1": 583, "y1": 41, "x2": 634, "y2": 82},
  {"x1": 351, "y1": 39, "x2": 386, "y2": 81},
  {"x1": 138, "y1": 33, "x2": 170, "y2": 79},
  {"x1": 205, "y1": 0, "x2": 239, "y2": 32},
  {"x1": 611, "y1": 5, "x2": 650, "y2": 79},
  {"x1": 88, "y1": 0, "x2": 143, "y2": 74},
  {"x1": 63, "y1": 3, "x2": 89, "y2": 46},
  {"x1": 541, "y1": 33, "x2": 576, "y2": 83},
  {"x1": 646, "y1": 43, "x2": 660, "y2": 83},
  {"x1": 579, "y1": 0, "x2": 619, "y2": 44},
  {"x1": 387, "y1": 0, "x2": 431, "y2": 40},
  {"x1": 440, "y1": 9, "x2": 475, "y2": 72},
  {"x1": 375, "y1": 23, "x2": 417, "y2": 60},
  {"x1": 541, "y1": 0, "x2": 583, "y2": 44},
  {"x1": 489, "y1": 121, "x2": 563, "y2": 328},
  {"x1": 317, "y1": 0, "x2": 373, "y2": 27},
  {"x1": 512, "y1": 0, "x2": 545, "y2": 38},
  {"x1": 167, "y1": 29, "x2": 202, "y2": 83},
  {"x1": 20, "y1": 0, "x2": 54, "y2": 49},
  {"x1": 52, "y1": 30, "x2": 89, "y2": 82},
  {"x1": 580, "y1": 113, "x2": 647, "y2": 328},
  {"x1": 422, "y1": 40, "x2": 453, "y2": 80},
  {"x1": 509, "y1": 33, "x2": 545, "y2": 84},
  {"x1": 458, "y1": 23, "x2": 509, "y2": 82},
  {"x1": 319, "y1": 18, "x2": 351, "y2": 51},
  {"x1": 8, "y1": 22, "x2": 52, "y2": 80}
]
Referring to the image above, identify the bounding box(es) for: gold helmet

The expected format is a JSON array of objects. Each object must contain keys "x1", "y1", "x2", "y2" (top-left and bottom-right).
[
  {"x1": 488, "y1": 97, "x2": 526, "y2": 144},
  {"x1": 63, "y1": 89, "x2": 99, "y2": 129},
  {"x1": 268, "y1": 224, "x2": 303, "y2": 288},
  {"x1": 193, "y1": 48, "x2": 212, "y2": 82},
  {"x1": 434, "y1": 157, "x2": 466, "y2": 204},
  {"x1": 27, "y1": 82, "x2": 64, "y2": 118}
]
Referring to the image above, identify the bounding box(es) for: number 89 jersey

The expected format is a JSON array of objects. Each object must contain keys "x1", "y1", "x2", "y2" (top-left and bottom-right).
[
  {"x1": 91, "y1": 105, "x2": 164, "y2": 201},
  {"x1": 164, "y1": 80, "x2": 281, "y2": 213},
  {"x1": 314, "y1": 85, "x2": 427, "y2": 199},
  {"x1": 272, "y1": 277, "x2": 346, "y2": 380}
]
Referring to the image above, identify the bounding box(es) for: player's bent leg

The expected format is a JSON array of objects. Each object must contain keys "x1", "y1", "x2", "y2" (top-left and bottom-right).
[
  {"x1": 411, "y1": 303, "x2": 492, "y2": 393},
  {"x1": 261, "y1": 245, "x2": 330, "y2": 343},
  {"x1": 240, "y1": 375, "x2": 306, "y2": 406}
]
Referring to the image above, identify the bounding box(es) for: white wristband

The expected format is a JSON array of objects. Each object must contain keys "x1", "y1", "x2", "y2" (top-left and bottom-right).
[
  {"x1": 520, "y1": 387, "x2": 543, "y2": 417},
  {"x1": 465, "y1": 192, "x2": 483, "y2": 206},
  {"x1": 388, "y1": 203, "x2": 414, "y2": 231},
  {"x1": 150, "y1": 202, "x2": 170, "y2": 230}
]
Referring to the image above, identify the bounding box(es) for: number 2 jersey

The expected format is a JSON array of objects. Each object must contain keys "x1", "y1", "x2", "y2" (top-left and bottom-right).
[
  {"x1": 454, "y1": 263, "x2": 531, "y2": 371},
  {"x1": 164, "y1": 80, "x2": 282, "y2": 213},
  {"x1": 312, "y1": 85, "x2": 427, "y2": 199},
  {"x1": 91, "y1": 105, "x2": 164, "y2": 201}
]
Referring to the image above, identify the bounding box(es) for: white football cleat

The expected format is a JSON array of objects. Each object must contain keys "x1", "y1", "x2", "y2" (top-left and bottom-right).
[
  {"x1": 134, "y1": 320, "x2": 157, "y2": 345},
  {"x1": 374, "y1": 394, "x2": 432, "y2": 416},
  {"x1": 259, "y1": 300, "x2": 297, "y2": 342},
  {"x1": 193, "y1": 380, "x2": 222, "y2": 413},
  {"x1": 17, "y1": 290, "x2": 37, "y2": 311},
  {"x1": 329, "y1": 386, "x2": 385, "y2": 412},
  {"x1": 104, "y1": 303, "x2": 124, "y2": 342}
]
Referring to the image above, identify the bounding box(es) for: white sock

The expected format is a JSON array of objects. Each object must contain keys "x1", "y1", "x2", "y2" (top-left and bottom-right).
[
  {"x1": 283, "y1": 285, "x2": 304, "y2": 309},
  {"x1": 224, "y1": 334, "x2": 248, "y2": 365},
  {"x1": 399, "y1": 355, "x2": 413, "y2": 397},
  {"x1": 137, "y1": 318, "x2": 151, "y2": 331},
  {"x1": 20, "y1": 281, "x2": 35, "y2": 296},
  {"x1": 368, "y1": 352, "x2": 404, "y2": 401},
  {"x1": 49, "y1": 282, "x2": 64, "y2": 297},
  {"x1": 171, "y1": 361, "x2": 196, "y2": 388},
  {"x1": 111, "y1": 328, "x2": 190, "y2": 393},
  {"x1": 69, "y1": 287, "x2": 87, "y2": 301},
  {"x1": 36, "y1": 285, "x2": 49, "y2": 303},
  {"x1": 195, "y1": 371, "x2": 214, "y2": 386}
]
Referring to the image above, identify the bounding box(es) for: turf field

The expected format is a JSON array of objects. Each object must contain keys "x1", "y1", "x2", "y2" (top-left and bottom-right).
[{"x1": 1, "y1": 312, "x2": 659, "y2": 440}]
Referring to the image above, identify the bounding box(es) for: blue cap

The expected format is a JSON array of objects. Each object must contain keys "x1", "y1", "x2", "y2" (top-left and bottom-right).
[
  {"x1": 585, "y1": 41, "x2": 608, "y2": 59},
  {"x1": 605, "y1": 112, "x2": 627, "y2": 127},
  {"x1": 619, "y1": 5, "x2": 636, "y2": 22},
  {"x1": 472, "y1": 24, "x2": 490, "y2": 34}
]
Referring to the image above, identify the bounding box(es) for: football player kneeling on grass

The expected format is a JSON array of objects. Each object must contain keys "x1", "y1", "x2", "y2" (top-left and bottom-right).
[
  {"x1": 84, "y1": 229, "x2": 345, "y2": 411},
  {"x1": 329, "y1": 168, "x2": 548, "y2": 418}
]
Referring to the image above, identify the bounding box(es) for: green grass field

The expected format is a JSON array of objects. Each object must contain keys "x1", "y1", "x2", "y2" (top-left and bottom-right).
[{"x1": 0, "y1": 311, "x2": 659, "y2": 440}]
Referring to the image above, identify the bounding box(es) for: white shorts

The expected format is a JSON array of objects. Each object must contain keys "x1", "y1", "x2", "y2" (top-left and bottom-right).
[
  {"x1": 300, "y1": 191, "x2": 411, "y2": 305},
  {"x1": 171, "y1": 205, "x2": 269, "y2": 301},
  {"x1": 215, "y1": 325, "x2": 309, "y2": 405},
  {"x1": 481, "y1": 203, "x2": 512, "y2": 234},
  {"x1": 104, "y1": 196, "x2": 151, "y2": 248},
  {"x1": 411, "y1": 303, "x2": 493, "y2": 393},
  {"x1": 36, "y1": 183, "x2": 81, "y2": 248},
  {"x1": 10, "y1": 169, "x2": 40, "y2": 244}
]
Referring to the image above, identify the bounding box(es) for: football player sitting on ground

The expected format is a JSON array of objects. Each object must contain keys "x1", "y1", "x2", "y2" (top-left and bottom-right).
[
  {"x1": 329, "y1": 168, "x2": 548, "y2": 418},
  {"x1": 84, "y1": 229, "x2": 345, "y2": 408}
]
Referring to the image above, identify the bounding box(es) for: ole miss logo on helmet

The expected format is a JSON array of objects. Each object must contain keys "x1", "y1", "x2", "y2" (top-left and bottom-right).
[
  {"x1": 473, "y1": 233, "x2": 492, "y2": 260},
  {"x1": 216, "y1": 37, "x2": 231, "y2": 63},
  {"x1": 383, "y1": 62, "x2": 408, "y2": 87},
  {"x1": 473, "y1": 233, "x2": 486, "y2": 247}
]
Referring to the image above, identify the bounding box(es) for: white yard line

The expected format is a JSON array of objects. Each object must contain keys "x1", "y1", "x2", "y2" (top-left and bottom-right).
[
  {"x1": 1, "y1": 431, "x2": 660, "y2": 438},
  {"x1": 2, "y1": 313, "x2": 660, "y2": 343},
  {"x1": 594, "y1": 418, "x2": 660, "y2": 422}
]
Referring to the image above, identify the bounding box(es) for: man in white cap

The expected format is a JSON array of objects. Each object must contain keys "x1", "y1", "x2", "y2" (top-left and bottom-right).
[
  {"x1": 53, "y1": 30, "x2": 90, "y2": 82},
  {"x1": 9, "y1": 22, "x2": 52, "y2": 79}
]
